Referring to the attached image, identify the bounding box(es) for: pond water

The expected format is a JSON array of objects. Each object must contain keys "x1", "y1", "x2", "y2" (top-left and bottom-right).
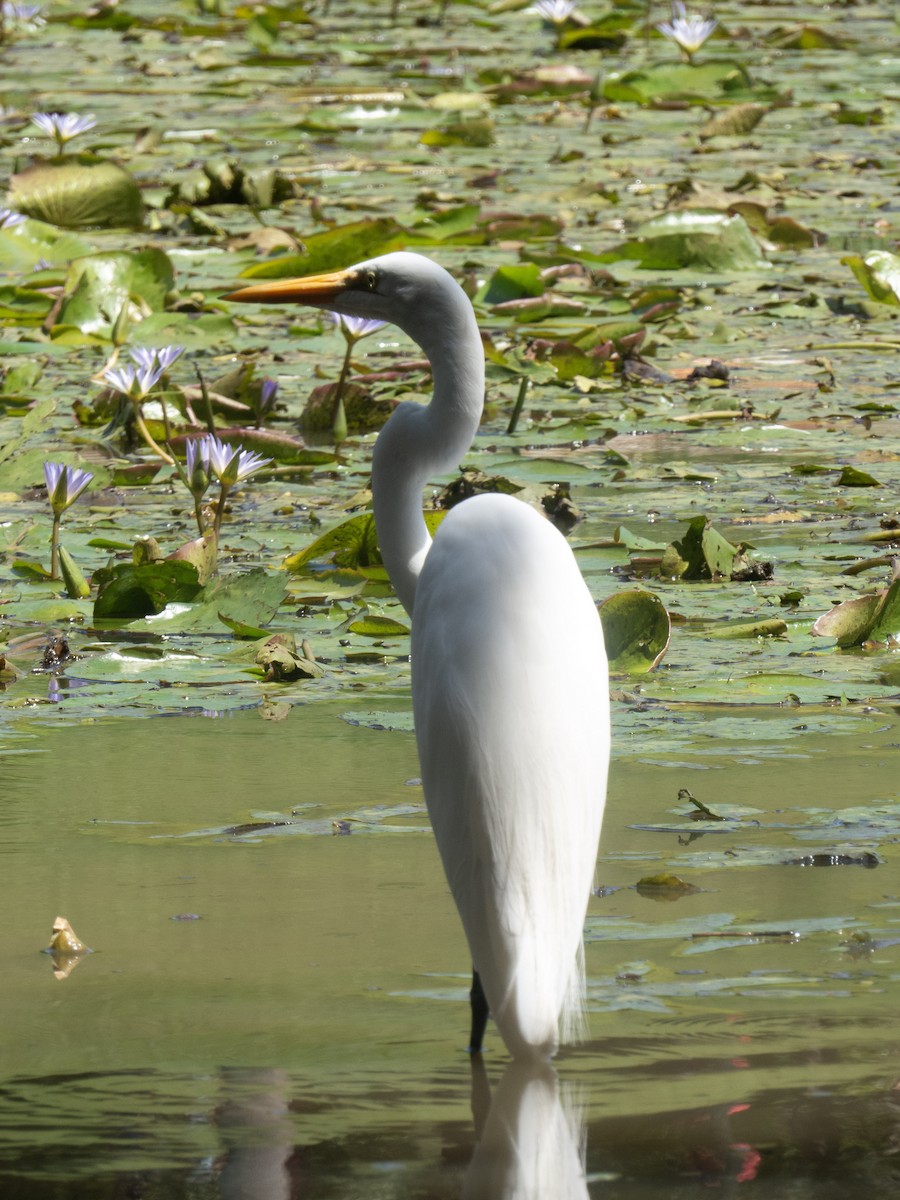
[{"x1": 3, "y1": 698, "x2": 900, "y2": 1197}]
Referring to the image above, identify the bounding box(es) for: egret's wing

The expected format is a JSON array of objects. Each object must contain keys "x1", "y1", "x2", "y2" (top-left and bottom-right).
[{"x1": 412, "y1": 494, "x2": 609, "y2": 1057}]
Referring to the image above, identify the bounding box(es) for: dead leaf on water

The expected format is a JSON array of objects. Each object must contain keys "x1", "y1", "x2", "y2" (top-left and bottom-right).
[{"x1": 45, "y1": 916, "x2": 91, "y2": 980}]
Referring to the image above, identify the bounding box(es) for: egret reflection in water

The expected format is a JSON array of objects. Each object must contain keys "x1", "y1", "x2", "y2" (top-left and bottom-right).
[{"x1": 463, "y1": 1058, "x2": 589, "y2": 1200}]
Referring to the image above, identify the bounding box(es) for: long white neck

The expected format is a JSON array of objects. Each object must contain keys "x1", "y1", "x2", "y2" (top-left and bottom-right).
[{"x1": 371, "y1": 278, "x2": 484, "y2": 617}]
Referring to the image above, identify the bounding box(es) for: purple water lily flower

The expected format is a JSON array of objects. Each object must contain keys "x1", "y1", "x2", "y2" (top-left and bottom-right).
[
  {"x1": 527, "y1": 0, "x2": 576, "y2": 23},
  {"x1": 44, "y1": 461, "x2": 93, "y2": 516},
  {"x1": 129, "y1": 345, "x2": 185, "y2": 374},
  {"x1": 2, "y1": 3, "x2": 45, "y2": 30},
  {"x1": 329, "y1": 312, "x2": 387, "y2": 343},
  {"x1": 201, "y1": 435, "x2": 271, "y2": 488},
  {"x1": 259, "y1": 377, "x2": 278, "y2": 415},
  {"x1": 102, "y1": 359, "x2": 167, "y2": 400},
  {"x1": 656, "y1": 2, "x2": 717, "y2": 60},
  {"x1": 0, "y1": 207, "x2": 26, "y2": 229},
  {"x1": 31, "y1": 111, "x2": 97, "y2": 150}
]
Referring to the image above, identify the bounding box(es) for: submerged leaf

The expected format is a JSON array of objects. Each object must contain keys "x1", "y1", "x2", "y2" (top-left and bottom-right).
[{"x1": 636, "y1": 873, "x2": 699, "y2": 900}]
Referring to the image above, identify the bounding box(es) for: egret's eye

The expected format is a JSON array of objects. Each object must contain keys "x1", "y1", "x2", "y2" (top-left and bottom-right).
[{"x1": 363, "y1": 269, "x2": 377, "y2": 292}]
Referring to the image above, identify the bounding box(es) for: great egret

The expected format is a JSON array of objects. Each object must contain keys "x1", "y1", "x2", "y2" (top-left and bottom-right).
[{"x1": 225, "y1": 253, "x2": 610, "y2": 1060}]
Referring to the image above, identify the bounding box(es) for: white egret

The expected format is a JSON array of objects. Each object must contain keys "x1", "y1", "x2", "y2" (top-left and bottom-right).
[{"x1": 224, "y1": 252, "x2": 610, "y2": 1060}]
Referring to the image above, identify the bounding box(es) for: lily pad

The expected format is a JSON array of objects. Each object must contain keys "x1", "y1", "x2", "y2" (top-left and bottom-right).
[
  {"x1": 56, "y1": 249, "x2": 175, "y2": 336},
  {"x1": 598, "y1": 588, "x2": 670, "y2": 674},
  {"x1": 93, "y1": 560, "x2": 203, "y2": 620},
  {"x1": 9, "y1": 159, "x2": 143, "y2": 229},
  {"x1": 604, "y1": 60, "x2": 755, "y2": 105},
  {"x1": 237, "y1": 218, "x2": 405, "y2": 281},
  {"x1": 843, "y1": 250, "x2": 900, "y2": 307},
  {"x1": 813, "y1": 576, "x2": 900, "y2": 648},
  {"x1": 610, "y1": 211, "x2": 767, "y2": 272}
]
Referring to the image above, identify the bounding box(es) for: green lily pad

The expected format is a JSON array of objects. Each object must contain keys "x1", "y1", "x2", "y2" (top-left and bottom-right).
[
  {"x1": 843, "y1": 250, "x2": 900, "y2": 307},
  {"x1": 284, "y1": 510, "x2": 445, "y2": 574},
  {"x1": 604, "y1": 60, "x2": 754, "y2": 105},
  {"x1": 0, "y1": 218, "x2": 91, "y2": 271},
  {"x1": 93, "y1": 560, "x2": 203, "y2": 620},
  {"x1": 9, "y1": 159, "x2": 143, "y2": 230},
  {"x1": 610, "y1": 211, "x2": 767, "y2": 272},
  {"x1": 237, "y1": 218, "x2": 405, "y2": 281},
  {"x1": 812, "y1": 577, "x2": 900, "y2": 648},
  {"x1": 836, "y1": 466, "x2": 881, "y2": 487},
  {"x1": 420, "y1": 118, "x2": 495, "y2": 148},
  {"x1": 598, "y1": 588, "x2": 670, "y2": 674},
  {"x1": 660, "y1": 516, "x2": 741, "y2": 581},
  {"x1": 707, "y1": 617, "x2": 788, "y2": 639},
  {"x1": 346, "y1": 614, "x2": 411, "y2": 637},
  {"x1": 144, "y1": 569, "x2": 288, "y2": 634},
  {"x1": 56, "y1": 249, "x2": 175, "y2": 336},
  {"x1": 480, "y1": 263, "x2": 545, "y2": 305}
]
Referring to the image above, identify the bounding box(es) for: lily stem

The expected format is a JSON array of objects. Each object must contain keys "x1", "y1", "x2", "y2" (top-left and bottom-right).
[
  {"x1": 506, "y1": 376, "x2": 529, "y2": 436},
  {"x1": 213, "y1": 483, "x2": 231, "y2": 537},
  {"x1": 133, "y1": 406, "x2": 175, "y2": 465},
  {"x1": 50, "y1": 514, "x2": 61, "y2": 581}
]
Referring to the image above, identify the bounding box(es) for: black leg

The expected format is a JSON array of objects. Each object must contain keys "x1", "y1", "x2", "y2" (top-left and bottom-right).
[{"x1": 467, "y1": 968, "x2": 489, "y2": 1054}]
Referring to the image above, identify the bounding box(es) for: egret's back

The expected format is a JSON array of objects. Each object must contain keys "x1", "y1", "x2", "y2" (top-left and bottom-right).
[{"x1": 412, "y1": 493, "x2": 609, "y2": 1059}]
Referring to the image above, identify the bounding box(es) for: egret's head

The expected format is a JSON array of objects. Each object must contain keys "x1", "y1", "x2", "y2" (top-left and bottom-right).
[{"x1": 223, "y1": 251, "x2": 474, "y2": 356}]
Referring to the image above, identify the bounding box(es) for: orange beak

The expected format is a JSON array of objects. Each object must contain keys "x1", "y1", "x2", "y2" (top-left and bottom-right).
[{"x1": 221, "y1": 267, "x2": 359, "y2": 306}]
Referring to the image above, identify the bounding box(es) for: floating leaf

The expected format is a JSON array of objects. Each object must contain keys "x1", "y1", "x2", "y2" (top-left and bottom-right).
[
  {"x1": 812, "y1": 576, "x2": 900, "y2": 649},
  {"x1": 707, "y1": 617, "x2": 788, "y2": 639},
  {"x1": 610, "y1": 211, "x2": 767, "y2": 271},
  {"x1": 346, "y1": 614, "x2": 411, "y2": 637},
  {"x1": 409, "y1": 203, "x2": 482, "y2": 244},
  {"x1": 660, "y1": 516, "x2": 742, "y2": 581},
  {"x1": 698, "y1": 103, "x2": 770, "y2": 139},
  {"x1": 604, "y1": 60, "x2": 754, "y2": 105},
  {"x1": 0, "y1": 218, "x2": 91, "y2": 271},
  {"x1": 843, "y1": 250, "x2": 900, "y2": 307},
  {"x1": 285, "y1": 510, "x2": 444, "y2": 574},
  {"x1": 836, "y1": 466, "x2": 881, "y2": 488},
  {"x1": 93, "y1": 560, "x2": 203, "y2": 620},
  {"x1": 420, "y1": 118, "x2": 495, "y2": 148},
  {"x1": 765, "y1": 24, "x2": 849, "y2": 50},
  {"x1": 56, "y1": 249, "x2": 174, "y2": 336},
  {"x1": 598, "y1": 588, "x2": 670, "y2": 674},
  {"x1": 9, "y1": 160, "x2": 143, "y2": 229},
  {"x1": 168, "y1": 534, "x2": 218, "y2": 586},
  {"x1": 255, "y1": 633, "x2": 323, "y2": 681},
  {"x1": 166, "y1": 570, "x2": 287, "y2": 633},
  {"x1": 237, "y1": 218, "x2": 405, "y2": 281},
  {"x1": 480, "y1": 263, "x2": 545, "y2": 305},
  {"x1": 728, "y1": 202, "x2": 820, "y2": 249}
]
